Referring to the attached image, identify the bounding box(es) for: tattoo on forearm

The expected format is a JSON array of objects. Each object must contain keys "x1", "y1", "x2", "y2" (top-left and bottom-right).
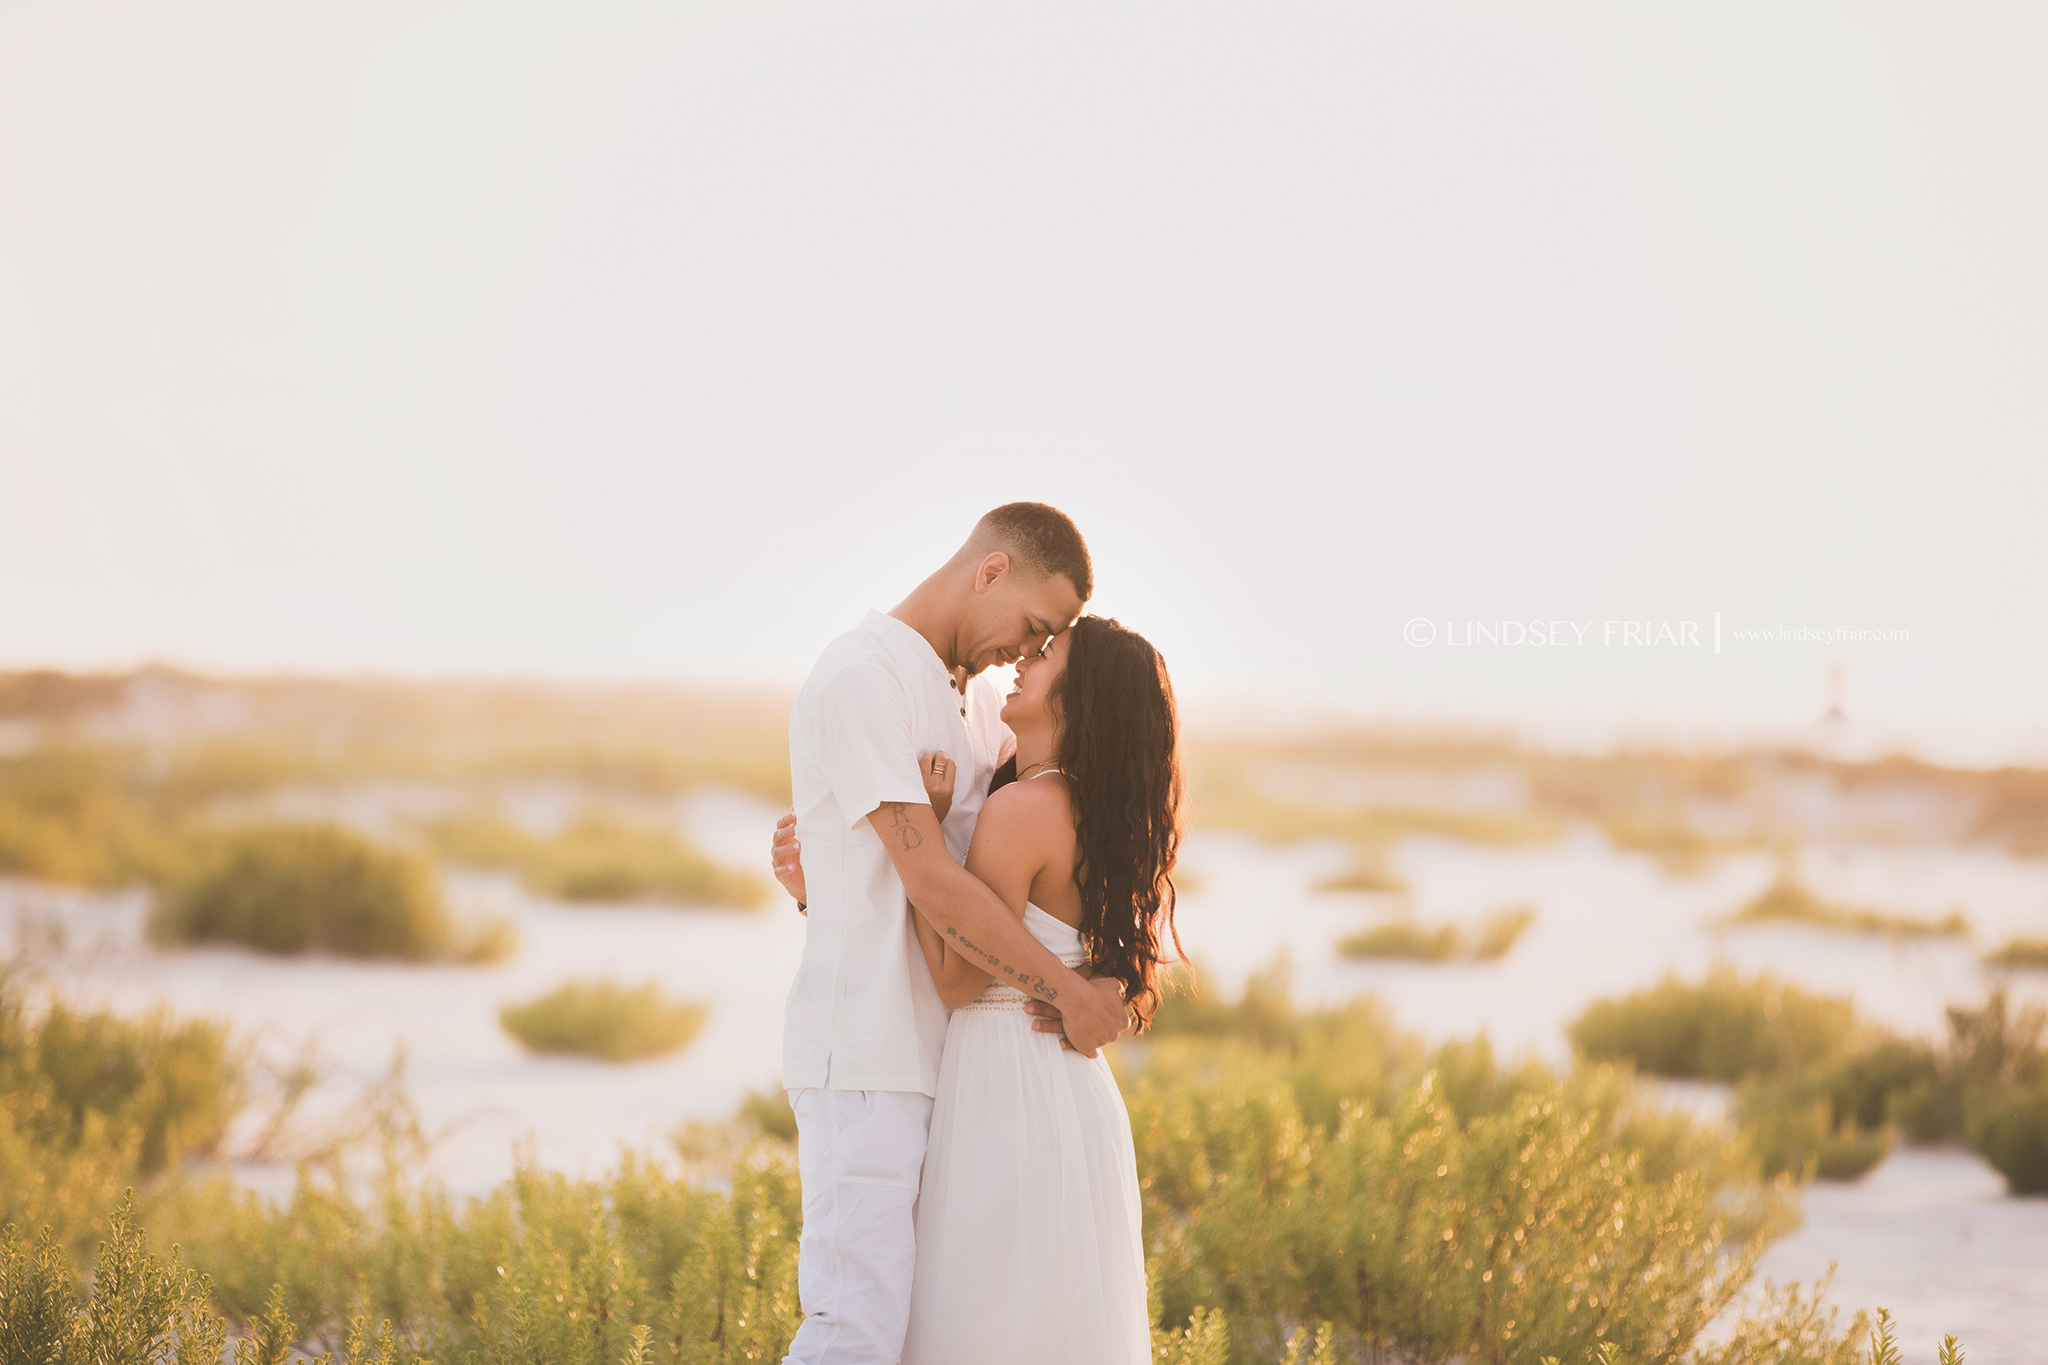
[
  {"x1": 880, "y1": 801, "x2": 923, "y2": 851},
  {"x1": 944, "y1": 925, "x2": 1057, "y2": 1002}
]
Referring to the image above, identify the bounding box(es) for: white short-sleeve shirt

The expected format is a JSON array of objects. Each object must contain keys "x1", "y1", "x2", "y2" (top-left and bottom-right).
[{"x1": 783, "y1": 610, "x2": 1011, "y2": 1096}]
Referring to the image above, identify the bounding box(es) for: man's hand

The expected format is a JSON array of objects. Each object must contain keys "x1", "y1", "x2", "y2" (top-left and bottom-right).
[
  {"x1": 771, "y1": 810, "x2": 807, "y2": 908},
  {"x1": 1025, "y1": 974, "x2": 1131, "y2": 1057}
]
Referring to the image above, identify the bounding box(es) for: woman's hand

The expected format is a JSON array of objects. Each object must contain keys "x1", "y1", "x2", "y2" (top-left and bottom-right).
[
  {"x1": 771, "y1": 810, "x2": 807, "y2": 910},
  {"x1": 919, "y1": 749, "x2": 957, "y2": 824}
]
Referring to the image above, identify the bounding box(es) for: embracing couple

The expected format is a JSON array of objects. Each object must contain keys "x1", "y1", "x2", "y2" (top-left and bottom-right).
[{"x1": 767, "y1": 502, "x2": 1181, "y2": 1364}]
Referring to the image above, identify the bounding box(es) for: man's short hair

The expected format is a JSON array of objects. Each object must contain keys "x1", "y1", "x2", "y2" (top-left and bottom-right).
[{"x1": 975, "y1": 502, "x2": 1093, "y2": 601}]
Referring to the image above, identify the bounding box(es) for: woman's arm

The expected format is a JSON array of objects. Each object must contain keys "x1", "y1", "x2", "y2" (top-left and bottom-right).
[
  {"x1": 909, "y1": 781, "x2": 1062, "y2": 1011},
  {"x1": 911, "y1": 897, "x2": 987, "y2": 1009}
]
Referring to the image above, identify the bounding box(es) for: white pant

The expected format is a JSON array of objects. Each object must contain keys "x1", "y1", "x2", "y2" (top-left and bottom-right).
[{"x1": 783, "y1": 1088, "x2": 935, "y2": 1365}]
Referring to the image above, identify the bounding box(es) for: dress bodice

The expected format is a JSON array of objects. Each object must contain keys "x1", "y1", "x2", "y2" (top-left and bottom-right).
[{"x1": 953, "y1": 905, "x2": 1086, "y2": 1012}]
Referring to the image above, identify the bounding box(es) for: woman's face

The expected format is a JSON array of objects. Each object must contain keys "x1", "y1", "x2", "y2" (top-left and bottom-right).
[{"x1": 1000, "y1": 629, "x2": 1069, "y2": 731}]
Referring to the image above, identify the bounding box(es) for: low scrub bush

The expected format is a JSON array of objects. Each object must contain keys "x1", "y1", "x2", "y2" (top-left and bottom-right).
[
  {"x1": 1309, "y1": 851, "x2": 1406, "y2": 894},
  {"x1": 1736, "y1": 1084, "x2": 1895, "y2": 1182},
  {"x1": 1723, "y1": 876, "x2": 1969, "y2": 938},
  {"x1": 1471, "y1": 906, "x2": 1539, "y2": 960},
  {"x1": 1336, "y1": 907, "x2": 1537, "y2": 963},
  {"x1": 1573, "y1": 971, "x2": 2048, "y2": 1190},
  {"x1": 423, "y1": 809, "x2": 767, "y2": 910},
  {"x1": 0, "y1": 974, "x2": 1973, "y2": 1364},
  {"x1": 1337, "y1": 919, "x2": 1460, "y2": 961},
  {"x1": 737, "y1": 1087, "x2": 798, "y2": 1142},
  {"x1": 1568, "y1": 967, "x2": 1856, "y2": 1083},
  {"x1": 1984, "y1": 936, "x2": 2048, "y2": 970},
  {"x1": 1, "y1": 982, "x2": 242, "y2": 1259},
  {"x1": 1186, "y1": 763, "x2": 1564, "y2": 848},
  {"x1": 500, "y1": 980, "x2": 709, "y2": 1062},
  {"x1": 0, "y1": 745, "x2": 183, "y2": 889},
  {"x1": 1600, "y1": 815, "x2": 1742, "y2": 874},
  {"x1": 1136, "y1": 1058, "x2": 1772, "y2": 1364},
  {"x1": 1967, "y1": 1084, "x2": 2048, "y2": 1194},
  {"x1": 537, "y1": 816, "x2": 765, "y2": 907},
  {"x1": 152, "y1": 824, "x2": 462, "y2": 961}
]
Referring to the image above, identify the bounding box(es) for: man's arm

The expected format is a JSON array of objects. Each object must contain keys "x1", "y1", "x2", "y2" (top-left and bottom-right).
[{"x1": 868, "y1": 800, "x2": 1126, "y2": 1056}]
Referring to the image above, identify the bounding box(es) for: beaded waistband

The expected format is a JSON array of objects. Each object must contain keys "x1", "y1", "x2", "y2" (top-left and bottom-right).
[{"x1": 955, "y1": 985, "x2": 1031, "y2": 1013}]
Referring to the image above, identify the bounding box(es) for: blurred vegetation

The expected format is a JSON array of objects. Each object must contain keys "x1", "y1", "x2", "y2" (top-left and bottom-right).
[
  {"x1": 1722, "y1": 875, "x2": 1969, "y2": 938},
  {"x1": 149, "y1": 823, "x2": 514, "y2": 963},
  {"x1": 1984, "y1": 936, "x2": 2048, "y2": 970},
  {"x1": 0, "y1": 745, "x2": 188, "y2": 889},
  {"x1": 1598, "y1": 815, "x2": 1754, "y2": 876},
  {"x1": 0, "y1": 680, "x2": 767, "y2": 930},
  {"x1": 1336, "y1": 907, "x2": 1537, "y2": 963},
  {"x1": 1189, "y1": 729, "x2": 2048, "y2": 860},
  {"x1": 423, "y1": 809, "x2": 767, "y2": 909},
  {"x1": 1190, "y1": 772, "x2": 1563, "y2": 849},
  {"x1": 1309, "y1": 849, "x2": 1407, "y2": 895},
  {"x1": 1, "y1": 980, "x2": 242, "y2": 1261},
  {"x1": 736, "y1": 1087, "x2": 798, "y2": 1142},
  {"x1": 1569, "y1": 969, "x2": 1858, "y2": 1084},
  {"x1": 1569, "y1": 968, "x2": 2048, "y2": 1191},
  {"x1": 499, "y1": 980, "x2": 709, "y2": 1063}
]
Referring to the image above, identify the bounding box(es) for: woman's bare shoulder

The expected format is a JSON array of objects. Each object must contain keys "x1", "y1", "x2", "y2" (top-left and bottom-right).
[{"x1": 974, "y1": 776, "x2": 1073, "y2": 843}]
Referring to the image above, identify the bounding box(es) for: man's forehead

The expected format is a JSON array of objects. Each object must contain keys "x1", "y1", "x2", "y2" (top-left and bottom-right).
[{"x1": 1029, "y1": 575, "x2": 1085, "y2": 623}]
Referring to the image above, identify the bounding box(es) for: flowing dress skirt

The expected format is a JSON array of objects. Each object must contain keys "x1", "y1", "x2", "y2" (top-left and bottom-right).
[{"x1": 901, "y1": 906, "x2": 1150, "y2": 1364}]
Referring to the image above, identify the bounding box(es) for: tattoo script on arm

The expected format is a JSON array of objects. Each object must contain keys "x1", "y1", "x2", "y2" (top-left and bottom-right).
[
  {"x1": 942, "y1": 924, "x2": 1057, "y2": 1003},
  {"x1": 879, "y1": 803, "x2": 1059, "y2": 1004},
  {"x1": 880, "y1": 801, "x2": 923, "y2": 852}
]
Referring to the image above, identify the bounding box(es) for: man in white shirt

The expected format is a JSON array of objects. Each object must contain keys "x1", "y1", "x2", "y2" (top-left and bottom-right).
[{"x1": 775, "y1": 502, "x2": 1129, "y2": 1365}]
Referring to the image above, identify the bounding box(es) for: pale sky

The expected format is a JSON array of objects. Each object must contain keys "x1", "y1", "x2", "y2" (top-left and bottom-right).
[{"x1": 4, "y1": 3, "x2": 2044, "y2": 757}]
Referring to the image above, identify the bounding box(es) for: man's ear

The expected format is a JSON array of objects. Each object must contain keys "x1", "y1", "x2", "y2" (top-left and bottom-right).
[{"x1": 972, "y1": 551, "x2": 1010, "y2": 595}]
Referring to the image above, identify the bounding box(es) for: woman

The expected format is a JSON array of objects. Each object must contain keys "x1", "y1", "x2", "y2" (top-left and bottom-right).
[{"x1": 900, "y1": 615, "x2": 1184, "y2": 1365}]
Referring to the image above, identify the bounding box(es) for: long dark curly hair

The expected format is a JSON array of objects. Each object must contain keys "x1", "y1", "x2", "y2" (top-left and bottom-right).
[{"x1": 1048, "y1": 615, "x2": 1184, "y2": 1031}]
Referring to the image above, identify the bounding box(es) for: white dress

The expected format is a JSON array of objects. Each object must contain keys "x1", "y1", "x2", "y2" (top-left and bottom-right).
[{"x1": 901, "y1": 904, "x2": 1151, "y2": 1365}]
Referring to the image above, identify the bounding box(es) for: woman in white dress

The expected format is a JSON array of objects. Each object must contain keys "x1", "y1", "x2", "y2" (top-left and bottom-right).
[{"x1": 900, "y1": 615, "x2": 1184, "y2": 1365}]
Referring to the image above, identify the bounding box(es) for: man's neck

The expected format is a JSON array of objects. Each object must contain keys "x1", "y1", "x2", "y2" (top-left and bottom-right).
[{"x1": 889, "y1": 575, "x2": 961, "y2": 673}]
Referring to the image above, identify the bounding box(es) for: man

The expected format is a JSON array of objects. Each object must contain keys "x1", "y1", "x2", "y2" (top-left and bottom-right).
[{"x1": 772, "y1": 502, "x2": 1129, "y2": 1365}]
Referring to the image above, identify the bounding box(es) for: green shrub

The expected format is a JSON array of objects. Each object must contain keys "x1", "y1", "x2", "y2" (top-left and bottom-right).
[
  {"x1": 1724, "y1": 876, "x2": 1969, "y2": 937},
  {"x1": 1985, "y1": 936, "x2": 2048, "y2": 970},
  {"x1": 152, "y1": 823, "x2": 456, "y2": 961},
  {"x1": 1805, "y1": 1038, "x2": 1945, "y2": 1139},
  {"x1": 424, "y1": 809, "x2": 767, "y2": 910},
  {"x1": 1567, "y1": 967, "x2": 1856, "y2": 1082},
  {"x1": 417, "y1": 806, "x2": 542, "y2": 870},
  {"x1": 0, "y1": 976, "x2": 1975, "y2": 1364},
  {"x1": 1736, "y1": 1083, "x2": 1895, "y2": 1182},
  {"x1": 1335, "y1": 907, "x2": 1537, "y2": 963},
  {"x1": 1149, "y1": 957, "x2": 1308, "y2": 1054},
  {"x1": 1136, "y1": 1061, "x2": 1762, "y2": 1364},
  {"x1": 1336, "y1": 919, "x2": 1461, "y2": 961},
  {"x1": 1471, "y1": 906, "x2": 1538, "y2": 960},
  {"x1": 738, "y1": 1088, "x2": 798, "y2": 1142},
  {"x1": 500, "y1": 981, "x2": 709, "y2": 1063},
  {"x1": 0, "y1": 1192, "x2": 233, "y2": 1365},
  {"x1": 1, "y1": 983, "x2": 243, "y2": 1259},
  {"x1": 0, "y1": 746, "x2": 183, "y2": 889},
  {"x1": 1600, "y1": 814, "x2": 1737, "y2": 874},
  {"x1": 1309, "y1": 852, "x2": 1406, "y2": 894},
  {"x1": 1968, "y1": 1084, "x2": 2048, "y2": 1195},
  {"x1": 155, "y1": 1147, "x2": 802, "y2": 1362},
  {"x1": 535, "y1": 816, "x2": 766, "y2": 908}
]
